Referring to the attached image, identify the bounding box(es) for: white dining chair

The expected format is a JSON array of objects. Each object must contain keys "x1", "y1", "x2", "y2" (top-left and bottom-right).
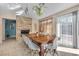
[
  {"x1": 40, "y1": 32, "x2": 49, "y2": 35},
  {"x1": 45, "y1": 35, "x2": 58, "y2": 56},
  {"x1": 22, "y1": 35, "x2": 29, "y2": 44},
  {"x1": 22, "y1": 34, "x2": 40, "y2": 56}
]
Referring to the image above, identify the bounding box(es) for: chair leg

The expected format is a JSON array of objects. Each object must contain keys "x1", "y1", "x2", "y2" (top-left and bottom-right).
[
  {"x1": 30, "y1": 49, "x2": 39, "y2": 56},
  {"x1": 44, "y1": 49, "x2": 59, "y2": 56},
  {"x1": 44, "y1": 49, "x2": 49, "y2": 56},
  {"x1": 52, "y1": 49, "x2": 58, "y2": 56}
]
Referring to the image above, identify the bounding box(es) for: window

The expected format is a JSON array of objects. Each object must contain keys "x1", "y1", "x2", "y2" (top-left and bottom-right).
[
  {"x1": 61, "y1": 23, "x2": 72, "y2": 35},
  {"x1": 57, "y1": 13, "x2": 73, "y2": 47},
  {"x1": 39, "y1": 18, "x2": 52, "y2": 34}
]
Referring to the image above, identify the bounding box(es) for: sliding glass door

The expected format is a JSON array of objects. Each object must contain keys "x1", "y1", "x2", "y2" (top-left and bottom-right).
[
  {"x1": 57, "y1": 13, "x2": 73, "y2": 48},
  {"x1": 57, "y1": 11, "x2": 79, "y2": 48}
]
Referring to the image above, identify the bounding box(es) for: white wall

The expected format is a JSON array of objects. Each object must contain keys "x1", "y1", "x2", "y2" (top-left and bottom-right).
[
  {"x1": 0, "y1": 17, "x2": 3, "y2": 44},
  {"x1": 0, "y1": 4, "x2": 16, "y2": 19},
  {"x1": 32, "y1": 18, "x2": 39, "y2": 33},
  {"x1": 0, "y1": 4, "x2": 16, "y2": 43}
]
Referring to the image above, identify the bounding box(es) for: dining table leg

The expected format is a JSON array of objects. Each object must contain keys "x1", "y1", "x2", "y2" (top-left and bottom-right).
[{"x1": 39, "y1": 44, "x2": 45, "y2": 56}]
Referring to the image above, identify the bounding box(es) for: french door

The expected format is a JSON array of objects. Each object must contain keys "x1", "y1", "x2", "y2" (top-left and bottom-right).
[{"x1": 57, "y1": 10, "x2": 79, "y2": 48}]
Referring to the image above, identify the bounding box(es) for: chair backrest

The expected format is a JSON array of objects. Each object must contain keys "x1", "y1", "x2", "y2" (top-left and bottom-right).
[
  {"x1": 46, "y1": 34, "x2": 57, "y2": 49},
  {"x1": 22, "y1": 34, "x2": 39, "y2": 50},
  {"x1": 27, "y1": 38, "x2": 39, "y2": 50},
  {"x1": 40, "y1": 32, "x2": 49, "y2": 35},
  {"x1": 47, "y1": 34, "x2": 56, "y2": 44},
  {"x1": 22, "y1": 34, "x2": 29, "y2": 44}
]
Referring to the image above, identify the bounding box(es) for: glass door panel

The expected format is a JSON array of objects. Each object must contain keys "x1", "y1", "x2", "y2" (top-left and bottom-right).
[{"x1": 57, "y1": 13, "x2": 73, "y2": 48}]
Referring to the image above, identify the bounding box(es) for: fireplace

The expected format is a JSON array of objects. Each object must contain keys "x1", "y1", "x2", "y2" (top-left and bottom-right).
[{"x1": 21, "y1": 30, "x2": 30, "y2": 34}]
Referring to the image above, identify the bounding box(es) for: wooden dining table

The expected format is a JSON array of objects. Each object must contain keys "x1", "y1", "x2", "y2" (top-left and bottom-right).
[{"x1": 26, "y1": 33, "x2": 53, "y2": 56}]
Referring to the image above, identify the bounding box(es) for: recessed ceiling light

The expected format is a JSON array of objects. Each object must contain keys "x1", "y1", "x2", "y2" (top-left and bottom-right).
[
  {"x1": 8, "y1": 4, "x2": 21, "y2": 10},
  {"x1": 16, "y1": 13, "x2": 21, "y2": 15},
  {"x1": 9, "y1": 6, "x2": 21, "y2": 10},
  {"x1": 16, "y1": 10, "x2": 24, "y2": 13},
  {"x1": 16, "y1": 10, "x2": 24, "y2": 15}
]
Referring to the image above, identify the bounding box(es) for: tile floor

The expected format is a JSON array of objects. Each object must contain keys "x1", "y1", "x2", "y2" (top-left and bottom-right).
[{"x1": 0, "y1": 39, "x2": 79, "y2": 56}]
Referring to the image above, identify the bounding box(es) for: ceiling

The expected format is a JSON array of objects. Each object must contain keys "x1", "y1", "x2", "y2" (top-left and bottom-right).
[{"x1": 0, "y1": 3, "x2": 78, "y2": 19}]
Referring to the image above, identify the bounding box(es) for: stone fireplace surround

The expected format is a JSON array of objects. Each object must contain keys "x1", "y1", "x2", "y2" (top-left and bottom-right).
[{"x1": 16, "y1": 16, "x2": 32, "y2": 40}]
